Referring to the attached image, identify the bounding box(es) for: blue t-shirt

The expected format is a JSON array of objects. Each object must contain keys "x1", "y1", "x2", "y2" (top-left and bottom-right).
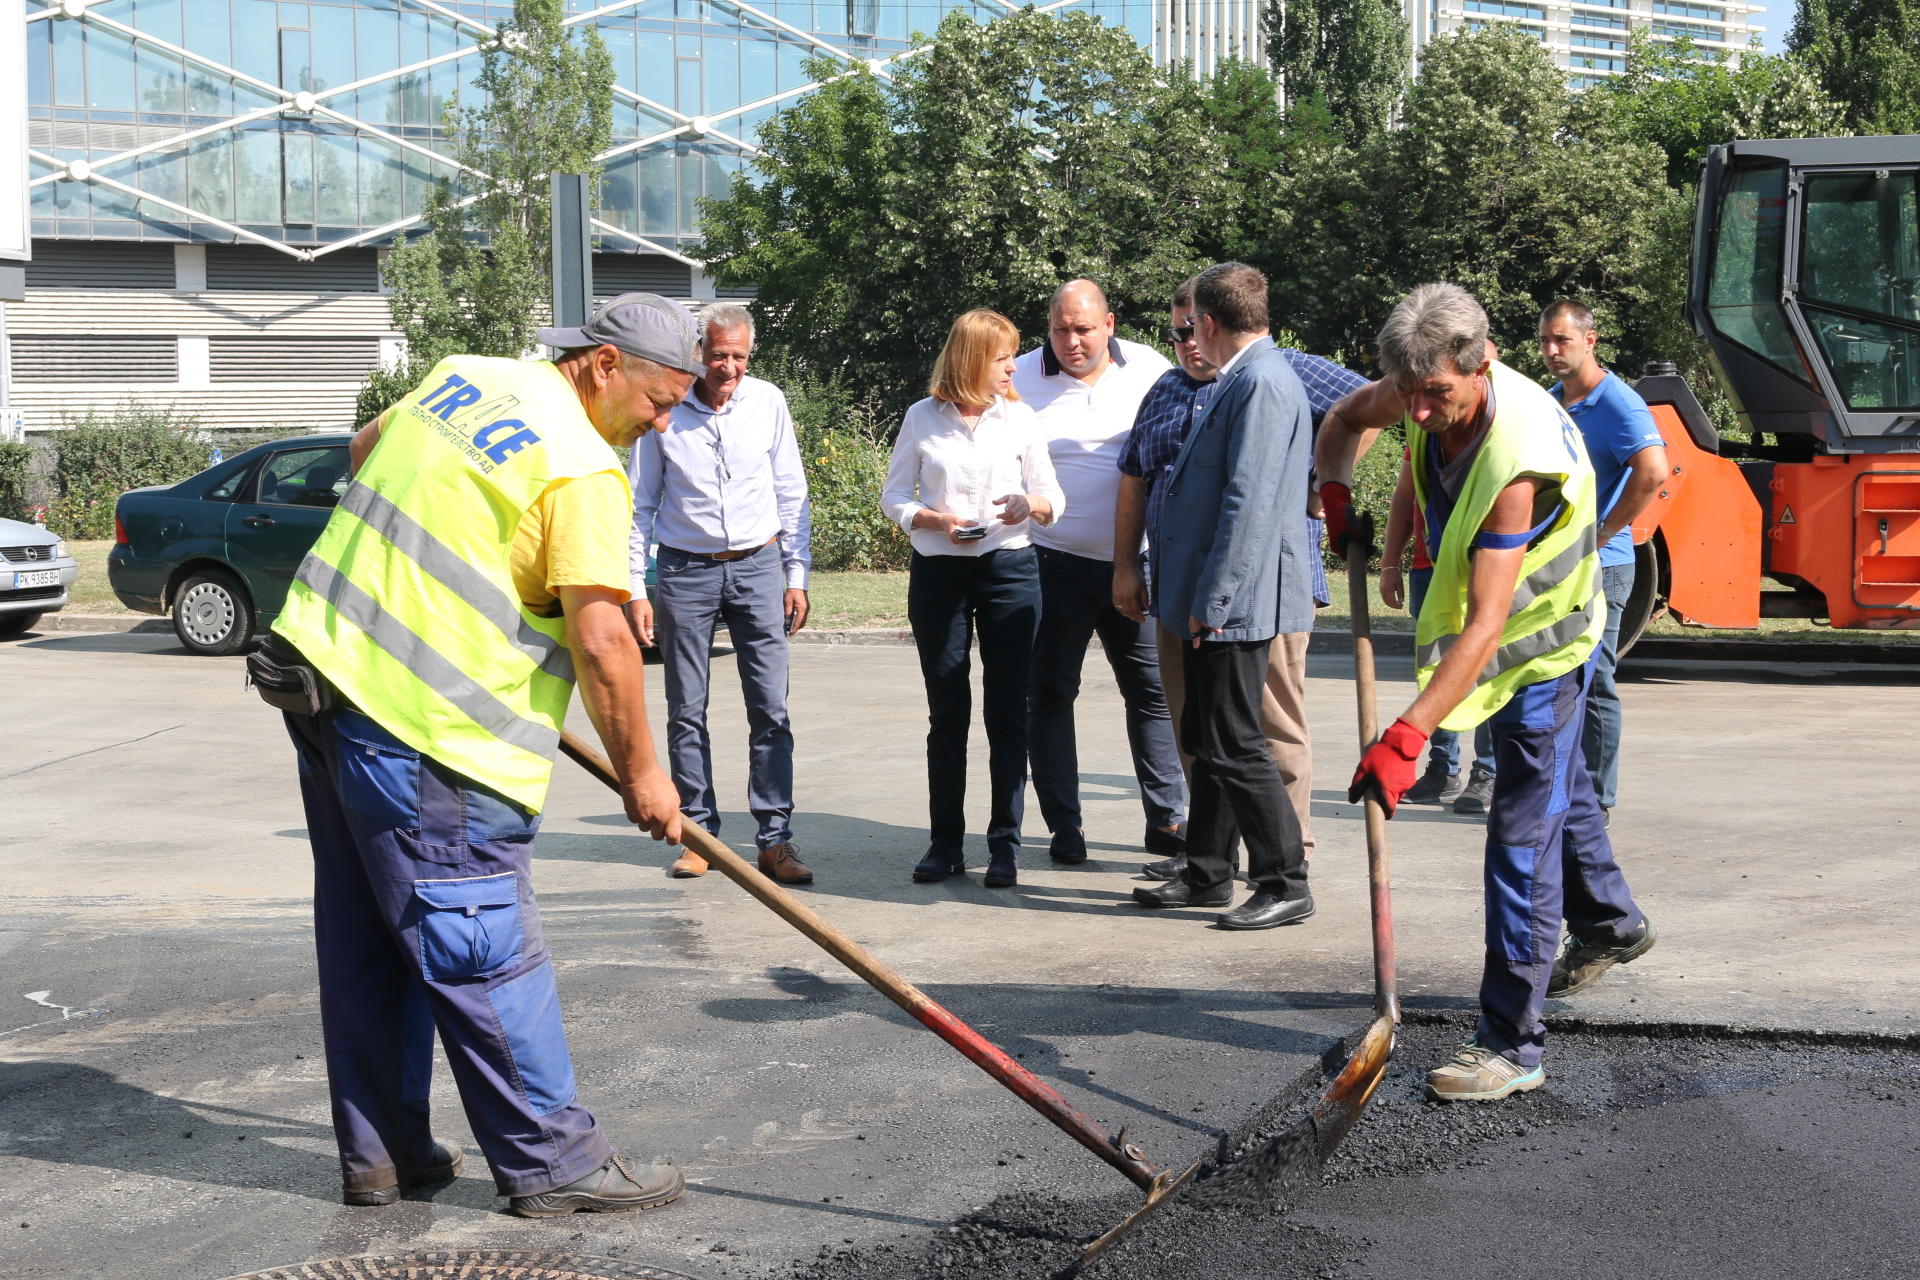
[{"x1": 1553, "y1": 371, "x2": 1666, "y2": 568}]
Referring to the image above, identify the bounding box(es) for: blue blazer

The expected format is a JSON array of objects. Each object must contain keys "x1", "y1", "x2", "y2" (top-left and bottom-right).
[{"x1": 1152, "y1": 337, "x2": 1316, "y2": 643}]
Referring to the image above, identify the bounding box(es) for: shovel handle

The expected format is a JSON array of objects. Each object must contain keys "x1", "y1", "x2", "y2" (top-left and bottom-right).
[
  {"x1": 1344, "y1": 532, "x2": 1401, "y2": 1026},
  {"x1": 558, "y1": 729, "x2": 1163, "y2": 1192}
]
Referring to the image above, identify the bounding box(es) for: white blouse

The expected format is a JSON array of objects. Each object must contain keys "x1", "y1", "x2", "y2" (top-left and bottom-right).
[{"x1": 881, "y1": 395, "x2": 1066, "y2": 558}]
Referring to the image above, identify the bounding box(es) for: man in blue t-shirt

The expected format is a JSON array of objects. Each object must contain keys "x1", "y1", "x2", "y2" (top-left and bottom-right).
[{"x1": 1540, "y1": 300, "x2": 1669, "y2": 819}]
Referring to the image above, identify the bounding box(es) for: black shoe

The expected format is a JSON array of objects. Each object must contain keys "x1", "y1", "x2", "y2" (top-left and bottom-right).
[
  {"x1": 509, "y1": 1153, "x2": 684, "y2": 1218},
  {"x1": 984, "y1": 850, "x2": 1019, "y2": 888},
  {"x1": 1216, "y1": 892, "x2": 1316, "y2": 931},
  {"x1": 1453, "y1": 764, "x2": 1495, "y2": 815},
  {"x1": 1404, "y1": 762, "x2": 1464, "y2": 805},
  {"x1": 1602, "y1": 805, "x2": 1613, "y2": 829},
  {"x1": 1548, "y1": 914, "x2": 1657, "y2": 997},
  {"x1": 1049, "y1": 829, "x2": 1088, "y2": 865},
  {"x1": 913, "y1": 849, "x2": 966, "y2": 882},
  {"x1": 1144, "y1": 822, "x2": 1187, "y2": 855},
  {"x1": 1132, "y1": 879, "x2": 1234, "y2": 909},
  {"x1": 1141, "y1": 853, "x2": 1187, "y2": 881},
  {"x1": 342, "y1": 1138, "x2": 464, "y2": 1206}
]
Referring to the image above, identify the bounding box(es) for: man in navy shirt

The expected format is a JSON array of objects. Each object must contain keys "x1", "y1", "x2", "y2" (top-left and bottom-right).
[
  {"x1": 1540, "y1": 300, "x2": 1669, "y2": 820},
  {"x1": 1114, "y1": 274, "x2": 1368, "y2": 883}
]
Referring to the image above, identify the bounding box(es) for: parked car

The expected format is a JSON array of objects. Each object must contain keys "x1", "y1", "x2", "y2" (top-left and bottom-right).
[
  {"x1": 109, "y1": 434, "x2": 352, "y2": 655},
  {"x1": 0, "y1": 517, "x2": 78, "y2": 635}
]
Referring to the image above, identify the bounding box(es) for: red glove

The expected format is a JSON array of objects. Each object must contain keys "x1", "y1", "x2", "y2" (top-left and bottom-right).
[
  {"x1": 1348, "y1": 718, "x2": 1430, "y2": 819},
  {"x1": 1320, "y1": 481, "x2": 1359, "y2": 555}
]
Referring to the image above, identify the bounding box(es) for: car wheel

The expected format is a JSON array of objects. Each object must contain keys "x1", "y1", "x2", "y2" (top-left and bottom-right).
[
  {"x1": 173, "y1": 570, "x2": 255, "y2": 656},
  {"x1": 0, "y1": 612, "x2": 42, "y2": 636}
]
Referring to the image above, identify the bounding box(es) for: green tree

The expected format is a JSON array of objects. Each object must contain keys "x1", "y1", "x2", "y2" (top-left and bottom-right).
[
  {"x1": 1790, "y1": 0, "x2": 1920, "y2": 135},
  {"x1": 1266, "y1": 0, "x2": 1409, "y2": 144},
  {"x1": 696, "y1": 9, "x2": 1228, "y2": 417},
  {"x1": 359, "y1": 0, "x2": 613, "y2": 422}
]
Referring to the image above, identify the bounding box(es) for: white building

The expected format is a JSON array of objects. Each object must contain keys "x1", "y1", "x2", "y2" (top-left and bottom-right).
[{"x1": 1414, "y1": 0, "x2": 1764, "y2": 87}]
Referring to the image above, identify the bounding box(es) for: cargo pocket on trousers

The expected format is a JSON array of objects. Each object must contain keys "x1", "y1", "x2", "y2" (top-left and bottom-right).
[
  {"x1": 414, "y1": 873, "x2": 525, "y2": 982},
  {"x1": 486, "y1": 960, "x2": 578, "y2": 1115},
  {"x1": 335, "y1": 709, "x2": 422, "y2": 831}
]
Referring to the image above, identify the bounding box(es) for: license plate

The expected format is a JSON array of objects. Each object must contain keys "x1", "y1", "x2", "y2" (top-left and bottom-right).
[{"x1": 13, "y1": 570, "x2": 59, "y2": 588}]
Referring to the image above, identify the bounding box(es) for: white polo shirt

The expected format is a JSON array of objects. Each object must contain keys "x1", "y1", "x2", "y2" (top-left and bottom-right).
[{"x1": 1012, "y1": 336, "x2": 1172, "y2": 562}]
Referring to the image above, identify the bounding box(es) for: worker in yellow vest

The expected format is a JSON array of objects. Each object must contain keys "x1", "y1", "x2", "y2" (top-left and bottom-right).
[
  {"x1": 1314, "y1": 284, "x2": 1656, "y2": 1104},
  {"x1": 258, "y1": 293, "x2": 698, "y2": 1216}
]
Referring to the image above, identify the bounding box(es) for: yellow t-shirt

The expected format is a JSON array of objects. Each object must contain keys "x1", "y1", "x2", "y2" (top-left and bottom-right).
[{"x1": 511, "y1": 470, "x2": 634, "y2": 615}]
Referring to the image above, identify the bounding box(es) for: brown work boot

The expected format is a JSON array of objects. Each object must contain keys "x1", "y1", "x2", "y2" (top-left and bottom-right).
[
  {"x1": 669, "y1": 848, "x2": 708, "y2": 878},
  {"x1": 759, "y1": 842, "x2": 814, "y2": 884},
  {"x1": 508, "y1": 1153, "x2": 683, "y2": 1218},
  {"x1": 342, "y1": 1138, "x2": 464, "y2": 1206}
]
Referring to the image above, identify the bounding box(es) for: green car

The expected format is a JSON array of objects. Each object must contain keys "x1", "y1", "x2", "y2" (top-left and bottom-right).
[{"x1": 108, "y1": 434, "x2": 353, "y2": 656}]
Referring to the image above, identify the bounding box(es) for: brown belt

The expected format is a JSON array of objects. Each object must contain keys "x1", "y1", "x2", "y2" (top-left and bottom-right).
[{"x1": 663, "y1": 534, "x2": 778, "y2": 563}]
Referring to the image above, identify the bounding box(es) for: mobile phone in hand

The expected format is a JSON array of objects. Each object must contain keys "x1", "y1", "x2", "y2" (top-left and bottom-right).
[{"x1": 955, "y1": 525, "x2": 989, "y2": 541}]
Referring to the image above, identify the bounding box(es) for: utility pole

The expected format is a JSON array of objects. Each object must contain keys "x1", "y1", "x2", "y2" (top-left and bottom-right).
[{"x1": 549, "y1": 173, "x2": 593, "y2": 341}]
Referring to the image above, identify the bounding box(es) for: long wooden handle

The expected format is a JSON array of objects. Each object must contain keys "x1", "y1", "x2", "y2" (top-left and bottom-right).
[
  {"x1": 1345, "y1": 539, "x2": 1400, "y2": 1026},
  {"x1": 556, "y1": 729, "x2": 1163, "y2": 1192}
]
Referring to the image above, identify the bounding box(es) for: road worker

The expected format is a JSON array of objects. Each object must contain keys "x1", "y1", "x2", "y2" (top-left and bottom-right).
[
  {"x1": 257, "y1": 294, "x2": 697, "y2": 1215},
  {"x1": 1315, "y1": 283, "x2": 1656, "y2": 1102}
]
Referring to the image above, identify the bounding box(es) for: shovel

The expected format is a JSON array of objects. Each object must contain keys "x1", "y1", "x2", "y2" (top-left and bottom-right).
[{"x1": 558, "y1": 730, "x2": 1202, "y2": 1240}]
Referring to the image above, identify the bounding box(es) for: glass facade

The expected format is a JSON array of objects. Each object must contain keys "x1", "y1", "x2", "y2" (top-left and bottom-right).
[{"x1": 21, "y1": 0, "x2": 1162, "y2": 254}]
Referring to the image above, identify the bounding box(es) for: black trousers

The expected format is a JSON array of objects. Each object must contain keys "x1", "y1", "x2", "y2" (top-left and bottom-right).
[
  {"x1": 1180, "y1": 637, "x2": 1310, "y2": 899},
  {"x1": 907, "y1": 547, "x2": 1041, "y2": 856},
  {"x1": 1028, "y1": 547, "x2": 1186, "y2": 834}
]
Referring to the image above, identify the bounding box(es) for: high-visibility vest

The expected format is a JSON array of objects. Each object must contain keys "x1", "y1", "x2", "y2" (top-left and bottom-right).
[
  {"x1": 1408, "y1": 360, "x2": 1604, "y2": 731},
  {"x1": 274, "y1": 355, "x2": 625, "y2": 812}
]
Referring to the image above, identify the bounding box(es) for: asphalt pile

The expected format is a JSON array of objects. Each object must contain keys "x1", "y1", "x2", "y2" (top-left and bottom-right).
[{"x1": 784, "y1": 1014, "x2": 1920, "y2": 1280}]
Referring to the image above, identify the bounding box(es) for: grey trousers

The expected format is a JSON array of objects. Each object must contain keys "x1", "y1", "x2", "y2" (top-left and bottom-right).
[{"x1": 654, "y1": 542, "x2": 795, "y2": 850}]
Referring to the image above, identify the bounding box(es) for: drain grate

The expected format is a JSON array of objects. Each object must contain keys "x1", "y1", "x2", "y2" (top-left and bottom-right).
[{"x1": 220, "y1": 1251, "x2": 699, "y2": 1280}]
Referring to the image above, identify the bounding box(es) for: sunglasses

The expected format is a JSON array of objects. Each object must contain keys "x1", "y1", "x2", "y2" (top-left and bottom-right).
[{"x1": 1166, "y1": 325, "x2": 1195, "y2": 345}]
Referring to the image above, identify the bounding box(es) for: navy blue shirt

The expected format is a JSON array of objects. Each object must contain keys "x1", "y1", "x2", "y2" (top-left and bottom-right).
[
  {"x1": 1118, "y1": 350, "x2": 1368, "y2": 614},
  {"x1": 1551, "y1": 371, "x2": 1666, "y2": 568}
]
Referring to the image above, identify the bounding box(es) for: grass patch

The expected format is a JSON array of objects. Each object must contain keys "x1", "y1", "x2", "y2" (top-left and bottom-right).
[
  {"x1": 807, "y1": 570, "x2": 910, "y2": 629},
  {"x1": 66, "y1": 540, "x2": 128, "y2": 614}
]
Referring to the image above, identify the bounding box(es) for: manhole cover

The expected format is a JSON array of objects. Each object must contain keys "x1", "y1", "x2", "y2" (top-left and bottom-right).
[{"x1": 219, "y1": 1251, "x2": 699, "y2": 1280}]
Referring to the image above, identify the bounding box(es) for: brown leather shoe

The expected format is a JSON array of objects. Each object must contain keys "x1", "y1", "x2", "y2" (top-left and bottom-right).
[
  {"x1": 669, "y1": 848, "x2": 708, "y2": 878},
  {"x1": 759, "y1": 842, "x2": 814, "y2": 884}
]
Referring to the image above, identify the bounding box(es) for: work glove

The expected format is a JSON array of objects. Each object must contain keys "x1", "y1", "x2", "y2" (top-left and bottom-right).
[
  {"x1": 1320, "y1": 481, "x2": 1360, "y2": 556},
  {"x1": 1348, "y1": 718, "x2": 1430, "y2": 819}
]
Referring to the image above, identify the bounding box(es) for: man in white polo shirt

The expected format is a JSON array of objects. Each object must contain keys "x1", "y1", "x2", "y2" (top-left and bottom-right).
[{"x1": 1014, "y1": 279, "x2": 1182, "y2": 867}]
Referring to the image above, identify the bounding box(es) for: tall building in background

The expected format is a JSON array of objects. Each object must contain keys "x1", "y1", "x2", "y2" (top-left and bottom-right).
[{"x1": 1411, "y1": 0, "x2": 1762, "y2": 87}]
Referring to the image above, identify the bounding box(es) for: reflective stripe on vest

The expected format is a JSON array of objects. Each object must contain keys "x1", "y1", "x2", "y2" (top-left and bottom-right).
[
  {"x1": 273, "y1": 354, "x2": 624, "y2": 812},
  {"x1": 1409, "y1": 361, "x2": 1603, "y2": 731}
]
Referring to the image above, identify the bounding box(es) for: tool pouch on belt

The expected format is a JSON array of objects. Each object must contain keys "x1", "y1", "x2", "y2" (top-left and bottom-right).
[{"x1": 246, "y1": 634, "x2": 337, "y2": 717}]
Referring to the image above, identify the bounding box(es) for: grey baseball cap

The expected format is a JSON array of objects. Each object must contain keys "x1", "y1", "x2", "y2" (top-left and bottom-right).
[{"x1": 536, "y1": 292, "x2": 702, "y2": 376}]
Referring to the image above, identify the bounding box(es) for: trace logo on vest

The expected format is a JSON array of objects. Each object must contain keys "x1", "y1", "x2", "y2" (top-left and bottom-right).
[{"x1": 417, "y1": 372, "x2": 543, "y2": 473}]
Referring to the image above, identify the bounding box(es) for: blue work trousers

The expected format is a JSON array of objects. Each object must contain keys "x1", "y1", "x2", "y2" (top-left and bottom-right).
[
  {"x1": 1408, "y1": 567, "x2": 1495, "y2": 776},
  {"x1": 654, "y1": 541, "x2": 796, "y2": 849},
  {"x1": 1582, "y1": 560, "x2": 1633, "y2": 809},
  {"x1": 1478, "y1": 660, "x2": 1644, "y2": 1067},
  {"x1": 907, "y1": 546, "x2": 1041, "y2": 857},
  {"x1": 285, "y1": 707, "x2": 610, "y2": 1197},
  {"x1": 1028, "y1": 546, "x2": 1185, "y2": 834}
]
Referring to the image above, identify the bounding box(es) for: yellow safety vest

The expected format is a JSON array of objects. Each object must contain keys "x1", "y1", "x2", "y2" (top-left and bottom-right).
[
  {"x1": 1409, "y1": 361, "x2": 1605, "y2": 731},
  {"x1": 275, "y1": 355, "x2": 625, "y2": 812}
]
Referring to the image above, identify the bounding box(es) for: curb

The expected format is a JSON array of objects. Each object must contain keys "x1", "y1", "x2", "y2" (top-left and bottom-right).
[
  {"x1": 785, "y1": 627, "x2": 1421, "y2": 654},
  {"x1": 32, "y1": 612, "x2": 172, "y2": 635}
]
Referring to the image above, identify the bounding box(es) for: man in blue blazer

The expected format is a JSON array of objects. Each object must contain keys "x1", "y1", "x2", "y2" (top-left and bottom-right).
[{"x1": 1134, "y1": 262, "x2": 1316, "y2": 930}]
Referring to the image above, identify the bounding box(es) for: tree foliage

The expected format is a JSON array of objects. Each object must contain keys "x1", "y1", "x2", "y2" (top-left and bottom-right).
[
  {"x1": 697, "y1": 9, "x2": 1227, "y2": 418},
  {"x1": 1266, "y1": 0, "x2": 1408, "y2": 143},
  {"x1": 1790, "y1": 0, "x2": 1920, "y2": 135},
  {"x1": 360, "y1": 0, "x2": 613, "y2": 422}
]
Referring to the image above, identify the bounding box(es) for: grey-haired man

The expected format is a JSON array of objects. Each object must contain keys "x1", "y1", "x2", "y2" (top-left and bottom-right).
[{"x1": 625, "y1": 302, "x2": 816, "y2": 884}]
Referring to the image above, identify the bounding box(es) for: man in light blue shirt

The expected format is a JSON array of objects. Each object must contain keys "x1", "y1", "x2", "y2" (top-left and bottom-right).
[
  {"x1": 1541, "y1": 300, "x2": 1669, "y2": 819},
  {"x1": 627, "y1": 302, "x2": 816, "y2": 884}
]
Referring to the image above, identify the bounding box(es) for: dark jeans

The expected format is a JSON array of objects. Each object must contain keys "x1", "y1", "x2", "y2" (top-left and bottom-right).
[
  {"x1": 908, "y1": 547, "x2": 1042, "y2": 856},
  {"x1": 284, "y1": 708, "x2": 610, "y2": 1197},
  {"x1": 1029, "y1": 547, "x2": 1185, "y2": 834},
  {"x1": 1179, "y1": 638, "x2": 1310, "y2": 900},
  {"x1": 654, "y1": 542, "x2": 795, "y2": 850},
  {"x1": 1409, "y1": 566, "x2": 1494, "y2": 775},
  {"x1": 1582, "y1": 560, "x2": 1634, "y2": 809}
]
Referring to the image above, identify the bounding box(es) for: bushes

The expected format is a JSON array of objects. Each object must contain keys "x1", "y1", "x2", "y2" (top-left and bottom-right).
[
  {"x1": 39, "y1": 402, "x2": 222, "y2": 539},
  {"x1": 0, "y1": 441, "x2": 34, "y2": 523},
  {"x1": 768, "y1": 359, "x2": 910, "y2": 573}
]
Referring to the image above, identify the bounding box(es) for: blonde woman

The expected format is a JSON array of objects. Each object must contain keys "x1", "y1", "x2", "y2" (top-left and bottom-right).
[{"x1": 882, "y1": 309, "x2": 1065, "y2": 888}]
